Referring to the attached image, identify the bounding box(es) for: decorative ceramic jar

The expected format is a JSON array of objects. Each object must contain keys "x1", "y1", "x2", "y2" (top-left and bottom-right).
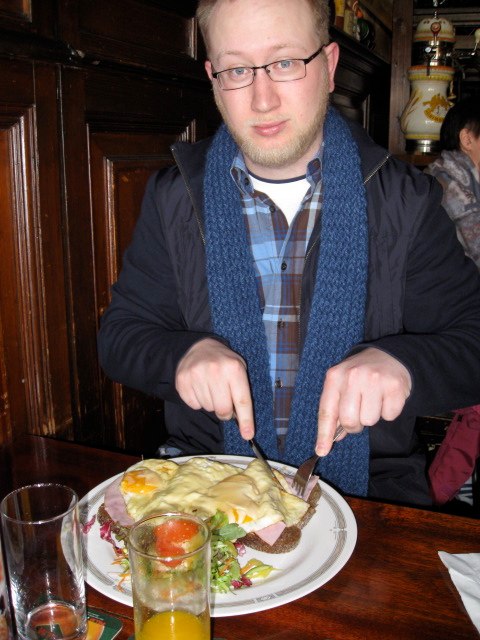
[
  {"x1": 400, "y1": 65, "x2": 455, "y2": 154},
  {"x1": 412, "y1": 15, "x2": 455, "y2": 67}
]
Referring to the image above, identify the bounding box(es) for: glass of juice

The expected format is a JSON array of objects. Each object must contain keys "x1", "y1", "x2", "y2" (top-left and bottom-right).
[
  {"x1": 127, "y1": 512, "x2": 211, "y2": 640},
  {"x1": 0, "y1": 483, "x2": 87, "y2": 640}
]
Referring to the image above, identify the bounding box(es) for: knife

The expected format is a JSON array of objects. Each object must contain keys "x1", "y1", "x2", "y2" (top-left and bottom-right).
[{"x1": 248, "y1": 439, "x2": 285, "y2": 491}]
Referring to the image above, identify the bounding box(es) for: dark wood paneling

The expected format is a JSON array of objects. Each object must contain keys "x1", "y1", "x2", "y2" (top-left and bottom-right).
[
  {"x1": 0, "y1": 312, "x2": 12, "y2": 444},
  {"x1": 388, "y1": 1, "x2": 413, "y2": 155},
  {"x1": 0, "y1": 0, "x2": 31, "y2": 20},
  {"x1": 57, "y1": 0, "x2": 204, "y2": 80},
  {"x1": 60, "y1": 60, "x2": 215, "y2": 452},
  {"x1": 0, "y1": 117, "x2": 28, "y2": 439},
  {"x1": 0, "y1": 59, "x2": 71, "y2": 442},
  {"x1": 34, "y1": 63, "x2": 73, "y2": 436},
  {"x1": 331, "y1": 27, "x2": 391, "y2": 145},
  {"x1": 0, "y1": 0, "x2": 56, "y2": 37},
  {"x1": 90, "y1": 131, "x2": 179, "y2": 452}
]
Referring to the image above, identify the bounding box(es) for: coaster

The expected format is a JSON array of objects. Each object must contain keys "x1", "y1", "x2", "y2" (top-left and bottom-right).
[{"x1": 87, "y1": 609, "x2": 123, "y2": 640}]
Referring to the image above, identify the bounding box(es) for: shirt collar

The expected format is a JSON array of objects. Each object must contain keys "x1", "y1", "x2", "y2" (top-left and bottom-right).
[{"x1": 231, "y1": 142, "x2": 324, "y2": 196}]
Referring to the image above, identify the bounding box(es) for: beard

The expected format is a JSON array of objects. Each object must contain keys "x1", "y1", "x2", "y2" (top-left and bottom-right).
[{"x1": 214, "y1": 75, "x2": 330, "y2": 170}]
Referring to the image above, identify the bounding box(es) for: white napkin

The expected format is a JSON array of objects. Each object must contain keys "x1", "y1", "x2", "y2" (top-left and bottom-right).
[{"x1": 438, "y1": 551, "x2": 480, "y2": 633}]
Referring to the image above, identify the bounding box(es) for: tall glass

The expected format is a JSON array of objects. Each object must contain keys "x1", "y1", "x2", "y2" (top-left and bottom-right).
[
  {"x1": 128, "y1": 512, "x2": 211, "y2": 640},
  {"x1": 0, "y1": 483, "x2": 87, "y2": 640},
  {"x1": 0, "y1": 526, "x2": 14, "y2": 639}
]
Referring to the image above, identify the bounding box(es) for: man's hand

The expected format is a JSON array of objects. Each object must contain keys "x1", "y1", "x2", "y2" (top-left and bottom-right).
[
  {"x1": 175, "y1": 338, "x2": 254, "y2": 439},
  {"x1": 316, "y1": 348, "x2": 412, "y2": 456}
]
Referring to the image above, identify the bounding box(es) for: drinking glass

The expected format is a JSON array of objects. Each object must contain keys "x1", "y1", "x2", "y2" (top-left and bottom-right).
[
  {"x1": 128, "y1": 512, "x2": 211, "y2": 640},
  {"x1": 0, "y1": 483, "x2": 87, "y2": 640},
  {"x1": 0, "y1": 526, "x2": 14, "y2": 639}
]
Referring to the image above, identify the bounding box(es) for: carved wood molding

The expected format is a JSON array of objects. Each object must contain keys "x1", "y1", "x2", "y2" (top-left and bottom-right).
[{"x1": 0, "y1": 107, "x2": 54, "y2": 436}]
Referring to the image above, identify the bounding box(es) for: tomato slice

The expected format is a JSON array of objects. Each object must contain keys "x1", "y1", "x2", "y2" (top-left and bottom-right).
[
  {"x1": 156, "y1": 518, "x2": 201, "y2": 544},
  {"x1": 154, "y1": 518, "x2": 201, "y2": 565}
]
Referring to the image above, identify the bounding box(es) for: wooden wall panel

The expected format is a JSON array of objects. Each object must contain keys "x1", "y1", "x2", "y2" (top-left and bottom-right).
[
  {"x1": 79, "y1": 2, "x2": 193, "y2": 57},
  {"x1": 0, "y1": 312, "x2": 12, "y2": 444},
  {"x1": 0, "y1": 0, "x2": 31, "y2": 21},
  {"x1": 90, "y1": 131, "x2": 179, "y2": 452},
  {"x1": 331, "y1": 27, "x2": 390, "y2": 145},
  {"x1": 0, "y1": 60, "x2": 71, "y2": 441},
  {"x1": 388, "y1": 1, "x2": 413, "y2": 155},
  {"x1": 0, "y1": 2, "x2": 216, "y2": 451},
  {"x1": 0, "y1": 118, "x2": 28, "y2": 438},
  {"x1": 0, "y1": 0, "x2": 56, "y2": 37},
  {"x1": 60, "y1": 61, "x2": 216, "y2": 452},
  {"x1": 33, "y1": 64, "x2": 73, "y2": 437},
  {"x1": 57, "y1": 0, "x2": 203, "y2": 80}
]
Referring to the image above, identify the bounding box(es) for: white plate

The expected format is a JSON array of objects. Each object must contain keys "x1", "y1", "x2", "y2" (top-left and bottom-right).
[{"x1": 80, "y1": 454, "x2": 357, "y2": 617}]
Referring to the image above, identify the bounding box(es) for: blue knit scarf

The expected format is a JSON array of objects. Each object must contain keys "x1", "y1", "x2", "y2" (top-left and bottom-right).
[{"x1": 203, "y1": 106, "x2": 370, "y2": 496}]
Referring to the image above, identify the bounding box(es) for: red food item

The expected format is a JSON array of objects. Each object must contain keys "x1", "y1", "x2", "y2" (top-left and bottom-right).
[{"x1": 154, "y1": 518, "x2": 201, "y2": 566}]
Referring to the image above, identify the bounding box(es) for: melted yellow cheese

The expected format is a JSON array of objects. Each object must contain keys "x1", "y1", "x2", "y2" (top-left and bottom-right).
[
  {"x1": 120, "y1": 458, "x2": 240, "y2": 521},
  {"x1": 119, "y1": 457, "x2": 309, "y2": 532}
]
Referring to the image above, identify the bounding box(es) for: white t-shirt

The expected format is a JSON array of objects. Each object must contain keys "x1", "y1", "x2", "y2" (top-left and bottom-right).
[{"x1": 249, "y1": 173, "x2": 310, "y2": 225}]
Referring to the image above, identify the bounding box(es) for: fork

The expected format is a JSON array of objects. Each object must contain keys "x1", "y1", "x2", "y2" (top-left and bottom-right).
[{"x1": 291, "y1": 426, "x2": 345, "y2": 498}]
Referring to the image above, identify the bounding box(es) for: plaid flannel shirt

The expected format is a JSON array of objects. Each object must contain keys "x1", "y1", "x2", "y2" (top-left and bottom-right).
[{"x1": 231, "y1": 151, "x2": 323, "y2": 450}]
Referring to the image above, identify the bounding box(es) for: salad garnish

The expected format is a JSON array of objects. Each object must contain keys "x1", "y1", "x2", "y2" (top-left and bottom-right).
[
  {"x1": 89, "y1": 510, "x2": 275, "y2": 593},
  {"x1": 207, "y1": 511, "x2": 275, "y2": 593}
]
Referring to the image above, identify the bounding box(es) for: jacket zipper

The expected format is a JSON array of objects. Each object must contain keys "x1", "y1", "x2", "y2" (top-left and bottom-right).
[{"x1": 364, "y1": 153, "x2": 390, "y2": 185}]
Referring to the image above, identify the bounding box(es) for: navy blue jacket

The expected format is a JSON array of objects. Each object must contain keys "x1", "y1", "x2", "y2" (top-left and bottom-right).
[{"x1": 98, "y1": 118, "x2": 480, "y2": 505}]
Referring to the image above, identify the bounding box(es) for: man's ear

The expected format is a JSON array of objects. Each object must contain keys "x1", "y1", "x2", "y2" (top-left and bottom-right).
[
  {"x1": 324, "y1": 42, "x2": 339, "y2": 93},
  {"x1": 205, "y1": 60, "x2": 214, "y2": 81},
  {"x1": 459, "y1": 127, "x2": 473, "y2": 153}
]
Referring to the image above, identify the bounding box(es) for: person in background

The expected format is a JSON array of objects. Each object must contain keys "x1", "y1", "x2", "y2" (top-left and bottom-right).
[
  {"x1": 425, "y1": 97, "x2": 480, "y2": 511},
  {"x1": 97, "y1": 0, "x2": 480, "y2": 506},
  {"x1": 426, "y1": 97, "x2": 480, "y2": 270}
]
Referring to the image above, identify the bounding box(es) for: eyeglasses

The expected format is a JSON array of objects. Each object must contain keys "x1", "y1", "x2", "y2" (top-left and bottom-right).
[{"x1": 211, "y1": 44, "x2": 327, "y2": 91}]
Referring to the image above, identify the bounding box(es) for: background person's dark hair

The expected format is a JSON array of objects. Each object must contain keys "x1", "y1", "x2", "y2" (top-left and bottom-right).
[{"x1": 440, "y1": 97, "x2": 480, "y2": 151}]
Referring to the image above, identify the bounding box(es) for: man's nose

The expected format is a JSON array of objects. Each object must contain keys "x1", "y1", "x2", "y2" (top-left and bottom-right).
[{"x1": 250, "y1": 69, "x2": 281, "y2": 113}]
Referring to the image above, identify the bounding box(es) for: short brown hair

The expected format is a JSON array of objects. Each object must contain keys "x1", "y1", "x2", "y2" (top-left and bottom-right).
[{"x1": 196, "y1": 0, "x2": 331, "y2": 54}]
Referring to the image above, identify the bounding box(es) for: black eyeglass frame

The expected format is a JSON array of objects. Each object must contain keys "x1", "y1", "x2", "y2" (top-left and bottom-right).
[{"x1": 211, "y1": 44, "x2": 327, "y2": 91}]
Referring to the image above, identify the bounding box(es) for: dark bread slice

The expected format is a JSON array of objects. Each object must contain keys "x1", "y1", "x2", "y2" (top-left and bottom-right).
[
  {"x1": 240, "y1": 481, "x2": 322, "y2": 554},
  {"x1": 240, "y1": 524, "x2": 301, "y2": 554}
]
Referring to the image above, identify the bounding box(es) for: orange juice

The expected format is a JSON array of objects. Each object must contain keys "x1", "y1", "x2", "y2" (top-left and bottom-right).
[
  {"x1": 136, "y1": 609, "x2": 210, "y2": 640},
  {"x1": 129, "y1": 514, "x2": 211, "y2": 640}
]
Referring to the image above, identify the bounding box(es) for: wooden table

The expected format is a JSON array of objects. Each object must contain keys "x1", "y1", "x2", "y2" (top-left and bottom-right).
[{"x1": 1, "y1": 434, "x2": 479, "y2": 640}]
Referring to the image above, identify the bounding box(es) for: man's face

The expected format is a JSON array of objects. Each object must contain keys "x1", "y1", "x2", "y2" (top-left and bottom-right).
[{"x1": 204, "y1": 0, "x2": 339, "y2": 179}]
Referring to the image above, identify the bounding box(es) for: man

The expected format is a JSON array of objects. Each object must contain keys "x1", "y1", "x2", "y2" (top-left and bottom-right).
[{"x1": 98, "y1": 0, "x2": 480, "y2": 505}]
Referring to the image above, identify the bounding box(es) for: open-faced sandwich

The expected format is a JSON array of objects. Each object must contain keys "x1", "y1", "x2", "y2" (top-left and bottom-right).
[{"x1": 94, "y1": 457, "x2": 320, "y2": 592}]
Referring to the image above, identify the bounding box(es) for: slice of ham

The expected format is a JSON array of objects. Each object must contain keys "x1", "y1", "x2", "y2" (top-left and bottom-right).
[
  {"x1": 254, "y1": 521, "x2": 286, "y2": 545},
  {"x1": 103, "y1": 477, "x2": 134, "y2": 526},
  {"x1": 253, "y1": 475, "x2": 319, "y2": 546}
]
